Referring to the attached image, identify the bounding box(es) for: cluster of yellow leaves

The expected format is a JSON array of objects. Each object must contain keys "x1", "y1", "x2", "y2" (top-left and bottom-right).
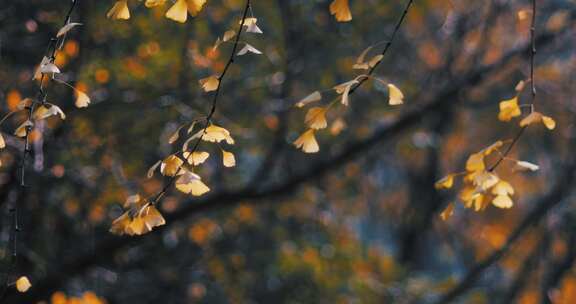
[
  {"x1": 110, "y1": 194, "x2": 165, "y2": 235},
  {"x1": 293, "y1": 46, "x2": 404, "y2": 153},
  {"x1": 437, "y1": 83, "x2": 557, "y2": 220},
  {"x1": 107, "y1": 0, "x2": 207, "y2": 23}
]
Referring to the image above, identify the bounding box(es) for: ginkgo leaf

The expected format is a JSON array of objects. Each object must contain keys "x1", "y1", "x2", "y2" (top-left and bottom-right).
[
  {"x1": 330, "y1": 0, "x2": 352, "y2": 22},
  {"x1": 56, "y1": 22, "x2": 82, "y2": 38},
  {"x1": 515, "y1": 80, "x2": 526, "y2": 92},
  {"x1": 110, "y1": 212, "x2": 131, "y2": 235},
  {"x1": 107, "y1": 0, "x2": 130, "y2": 20},
  {"x1": 33, "y1": 104, "x2": 66, "y2": 120},
  {"x1": 498, "y1": 96, "x2": 521, "y2": 122},
  {"x1": 237, "y1": 44, "x2": 262, "y2": 56},
  {"x1": 223, "y1": 30, "x2": 236, "y2": 42},
  {"x1": 141, "y1": 205, "x2": 165, "y2": 230},
  {"x1": 145, "y1": 0, "x2": 167, "y2": 8},
  {"x1": 492, "y1": 180, "x2": 514, "y2": 196},
  {"x1": 147, "y1": 160, "x2": 162, "y2": 178},
  {"x1": 334, "y1": 80, "x2": 358, "y2": 106},
  {"x1": 368, "y1": 55, "x2": 384, "y2": 68},
  {"x1": 473, "y1": 171, "x2": 499, "y2": 191},
  {"x1": 33, "y1": 57, "x2": 50, "y2": 80},
  {"x1": 14, "y1": 120, "x2": 33, "y2": 138},
  {"x1": 305, "y1": 107, "x2": 328, "y2": 130},
  {"x1": 0, "y1": 133, "x2": 5, "y2": 149},
  {"x1": 481, "y1": 140, "x2": 503, "y2": 156},
  {"x1": 192, "y1": 125, "x2": 235, "y2": 144},
  {"x1": 519, "y1": 112, "x2": 556, "y2": 130},
  {"x1": 75, "y1": 90, "x2": 91, "y2": 108},
  {"x1": 186, "y1": 0, "x2": 207, "y2": 16},
  {"x1": 435, "y1": 174, "x2": 455, "y2": 190},
  {"x1": 175, "y1": 171, "x2": 210, "y2": 196},
  {"x1": 296, "y1": 91, "x2": 322, "y2": 108},
  {"x1": 126, "y1": 216, "x2": 150, "y2": 235},
  {"x1": 160, "y1": 155, "x2": 184, "y2": 176},
  {"x1": 183, "y1": 151, "x2": 210, "y2": 166},
  {"x1": 492, "y1": 195, "x2": 513, "y2": 209},
  {"x1": 15, "y1": 276, "x2": 31, "y2": 293},
  {"x1": 355, "y1": 46, "x2": 373, "y2": 67},
  {"x1": 199, "y1": 76, "x2": 219, "y2": 92},
  {"x1": 242, "y1": 17, "x2": 258, "y2": 26},
  {"x1": 388, "y1": 84, "x2": 404, "y2": 105},
  {"x1": 439, "y1": 203, "x2": 454, "y2": 221},
  {"x1": 169, "y1": 125, "x2": 184, "y2": 144},
  {"x1": 222, "y1": 150, "x2": 236, "y2": 167},
  {"x1": 166, "y1": 0, "x2": 188, "y2": 23},
  {"x1": 293, "y1": 129, "x2": 319, "y2": 153},
  {"x1": 515, "y1": 160, "x2": 540, "y2": 172},
  {"x1": 466, "y1": 152, "x2": 485, "y2": 172}
]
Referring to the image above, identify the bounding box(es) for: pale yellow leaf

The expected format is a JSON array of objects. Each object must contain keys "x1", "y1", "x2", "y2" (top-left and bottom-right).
[
  {"x1": 16, "y1": 276, "x2": 31, "y2": 293},
  {"x1": 305, "y1": 107, "x2": 328, "y2": 130},
  {"x1": 222, "y1": 150, "x2": 236, "y2": 167},
  {"x1": 330, "y1": 0, "x2": 352, "y2": 22},
  {"x1": 296, "y1": 91, "x2": 322, "y2": 108},
  {"x1": 183, "y1": 151, "x2": 210, "y2": 166},
  {"x1": 199, "y1": 75, "x2": 219, "y2": 92},
  {"x1": 107, "y1": 0, "x2": 130, "y2": 20},
  {"x1": 388, "y1": 84, "x2": 404, "y2": 105},
  {"x1": 498, "y1": 96, "x2": 521, "y2": 122},
  {"x1": 293, "y1": 129, "x2": 319, "y2": 153}
]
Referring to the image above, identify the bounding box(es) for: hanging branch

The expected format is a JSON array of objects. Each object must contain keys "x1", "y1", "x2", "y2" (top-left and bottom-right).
[
  {"x1": 1, "y1": 0, "x2": 79, "y2": 298},
  {"x1": 149, "y1": 0, "x2": 252, "y2": 206}
]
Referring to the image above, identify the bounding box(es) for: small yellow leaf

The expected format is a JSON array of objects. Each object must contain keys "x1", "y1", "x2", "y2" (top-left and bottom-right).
[
  {"x1": 175, "y1": 171, "x2": 210, "y2": 196},
  {"x1": 519, "y1": 112, "x2": 556, "y2": 130},
  {"x1": 183, "y1": 151, "x2": 210, "y2": 166},
  {"x1": 16, "y1": 276, "x2": 31, "y2": 293},
  {"x1": 492, "y1": 180, "x2": 514, "y2": 196},
  {"x1": 387, "y1": 84, "x2": 404, "y2": 105},
  {"x1": 435, "y1": 174, "x2": 455, "y2": 190},
  {"x1": 192, "y1": 125, "x2": 235, "y2": 144},
  {"x1": 515, "y1": 160, "x2": 540, "y2": 172},
  {"x1": 334, "y1": 80, "x2": 358, "y2": 106},
  {"x1": 305, "y1": 107, "x2": 328, "y2": 130},
  {"x1": 107, "y1": 0, "x2": 130, "y2": 20},
  {"x1": 14, "y1": 120, "x2": 33, "y2": 138},
  {"x1": 166, "y1": 0, "x2": 188, "y2": 23},
  {"x1": 222, "y1": 30, "x2": 236, "y2": 42},
  {"x1": 465, "y1": 152, "x2": 485, "y2": 172},
  {"x1": 0, "y1": 133, "x2": 5, "y2": 149},
  {"x1": 296, "y1": 91, "x2": 322, "y2": 108},
  {"x1": 481, "y1": 140, "x2": 503, "y2": 156},
  {"x1": 498, "y1": 96, "x2": 521, "y2": 122},
  {"x1": 473, "y1": 171, "x2": 499, "y2": 191},
  {"x1": 75, "y1": 90, "x2": 91, "y2": 108},
  {"x1": 329, "y1": 0, "x2": 352, "y2": 22},
  {"x1": 199, "y1": 75, "x2": 219, "y2": 92},
  {"x1": 493, "y1": 195, "x2": 513, "y2": 209},
  {"x1": 186, "y1": 0, "x2": 207, "y2": 17},
  {"x1": 160, "y1": 155, "x2": 184, "y2": 176},
  {"x1": 33, "y1": 104, "x2": 66, "y2": 120},
  {"x1": 293, "y1": 129, "x2": 319, "y2": 153},
  {"x1": 147, "y1": 160, "x2": 162, "y2": 178},
  {"x1": 141, "y1": 205, "x2": 165, "y2": 231},
  {"x1": 222, "y1": 150, "x2": 236, "y2": 167}
]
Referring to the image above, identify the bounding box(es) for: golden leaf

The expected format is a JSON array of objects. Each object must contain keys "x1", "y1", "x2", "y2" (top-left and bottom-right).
[
  {"x1": 0, "y1": 133, "x2": 5, "y2": 149},
  {"x1": 296, "y1": 91, "x2": 322, "y2": 108},
  {"x1": 293, "y1": 129, "x2": 319, "y2": 153},
  {"x1": 305, "y1": 107, "x2": 328, "y2": 130},
  {"x1": 175, "y1": 171, "x2": 210, "y2": 196},
  {"x1": 191, "y1": 125, "x2": 235, "y2": 144},
  {"x1": 14, "y1": 120, "x2": 33, "y2": 138},
  {"x1": 498, "y1": 96, "x2": 521, "y2": 122},
  {"x1": 75, "y1": 90, "x2": 91, "y2": 108},
  {"x1": 222, "y1": 150, "x2": 236, "y2": 167},
  {"x1": 492, "y1": 180, "x2": 514, "y2": 196},
  {"x1": 107, "y1": 0, "x2": 130, "y2": 20},
  {"x1": 147, "y1": 160, "x2": 162, "y2": 178},
  {"x1": 183, "y1": 151, "x2": 210, "y2": 166},
  {"x1": 166, "y1": 0, "x2": 188, "y2": 23},
  {"x1": 160, "y1": 155, "x2": 184, "y2": 176},
  {"x1": 199, "y1": 75, "x2": 219, "y2": 92},
  {"x1": 440, "y1": 203, "x2": 454, "y2": 221},
  {"x1": 473, "y1": 171, "x2": 499, "y2": 192},
  {"x1": 141, "y1": 205, "x2": 166, "y2": 231},
  {"x1": 334, "y1": 80, "x2": 358, "y2": 106},
  {"x1": 435, "y1": 174, "x2": 455, "y2": 190},
  {"x1": 492, "y1": 195, "x2": 513, "y2": 209},
  {"x1": 519, "y1": 112, "x2": 556, "y2": 130},
  {"x1": 329, "y1": 0, "x2": 352, "y2": 22},
  {"x1": 388, "y1": 84, "x2": 404, "y2": 105},
  {"x1": 465, "y1": 152, "x2": 485, "y2": 172}
]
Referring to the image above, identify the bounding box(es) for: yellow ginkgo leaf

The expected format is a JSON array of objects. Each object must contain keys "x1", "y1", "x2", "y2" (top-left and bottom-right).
[
  {"x1": 329, "y1": 0, "x2": 352, "y2": 22},
  {"x1": 293, "y1": 129, "x2": 319, "y2": 153},
  {"x1": 183, "y1": 151, "x2": 210, "y2": 166},
  {"x1": 305, "y1": 107, "x2": 328, "y2": 130},
  {"x1": 199, "y1": 75, "x2": 219, "y2": 92},
  {"x1": 492, "y1": 180, "x2": 514, "y2": 196},
  {"x1": 15, "y1": 276, "x2": 32, "y2": 293},
  {"x1": 465, "y1": 152, "x2": 485, "y2": 172},
  {"x1": 0, "y1": 133, "x2": 5, "y2": 149},
  {"x1": 186, "y1": 0, "x2": 207, "y2": 16},
  {"x1": 473, "y1": 171, "x2": 499, "y2": 192},
  {"x1": 519, "y1": 112, "x2": 556, "y2": 130},
  {"x1": 481, "y1": 140, "x2": 503, "y2": 156},
  {"x1": 388, "y1": 84, "x2": 404, "y2": 105},
  {"x1": 492, "y1": 195, "x2": 513, "y2": 209},
  {"x1": 222, "y1": 150, "x2": 236, "y2": 167},
  {"x1": 75, "y1": 90, "x2": 91, "y2": 108},
  {"x1": 141, "y1": 205, "x2": 166, "y2": 231},
  {"x1": 192, "y1": 125, "x2": 235, "y2": 144},
  {"x1": 175, "y1": 171, "x2": 210, "y2": 196},
  {"x1": 296, "y1": 91, "x2": 322, "y2": 108},
  {"x1": 166, "y1": 0, "x2": 188, "y2": 23},
  {"x1": 33, "y1": 104, "x2": 66, "y2": 120},
  {"x1": 439, "y1": 203, "x2": 454, "y2": 221},
  {"x1": 498, "y1": 96, "x2": 521, "y2": 122},
  {"x1": 107, "y1": 0, "x2": 130, "y2": 20},
  {"x1": 147, "y1": 160, "x2": 161, "y2": 178},
  {"x1": 160, "y1": 155, "x2": 184, "y2": 176},
  {"x1": 435, "y1": 174, "x2": 455, "y2": 190},
  {"x1": 126, "y1": 216, "x2": 150, "y2": 235},
  {"x1": 109, "y1": 212, "x2": 131, "y2": 235}
]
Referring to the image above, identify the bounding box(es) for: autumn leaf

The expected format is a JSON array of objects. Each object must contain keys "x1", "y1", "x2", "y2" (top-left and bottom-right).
[
  {"x1": 498, "y1": 96, "x2": 521, "y2": 122},
  {"x1": 107, "y1": 0, "x2": 130, "y2": 20},
  {"x1": 16, "y1": 276, "x2": 31, "y2": 293},
  {"x1": 160, "y1": 155, "x2": 184, "y2": 176},
  {"x1": 199, "y1": 76, "x2": 219, "y2": 92},
  {"x1": 175, "y1": 171, "x2": 210, "y2": 196},
  {"x1": 519, "y1": 112, "x2": 556, "y2": 130},
  {"x1": 330, "y1": 0, "x2": 352, "y2": 22},
  {"x1": 305, "y1": 107, "x2": 328, "y2": 130},
  {"x1": 75, "y1": 90, "x2": 91, "y2": 108},
  {"x1": 514, "y1": 160, "x2": 540, "y2": 172},
  {"x1": 166, "y1": 0, "x2": 207, "y2": 23},
  {"x1": 222, "y1": 150, "x2": 236, "y2": 167},
  {"x1": 435, "y1": 174, "x2": 455, "y2": 190},
  {"x1": 388, "y1": 84, "x2": 404, "y2": 105},
  {"x1": 334, "y1": 80, "x2": 359, "y2": 106},
  {"x1": 183, "y1": 151, "x2": 210, "y2": 166},
  {"x1": 56, "y1": 22, "x2": 82, "y2": 38},
  {"x1": 191, "y1": 125, "x2": 235, "y2": 144},
  {"x1": 293, "y1": 129, "x2": 319, "y2": 153},
  {"x1": 296, "y1": 91, "x2": 322, "y2": 108}
]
